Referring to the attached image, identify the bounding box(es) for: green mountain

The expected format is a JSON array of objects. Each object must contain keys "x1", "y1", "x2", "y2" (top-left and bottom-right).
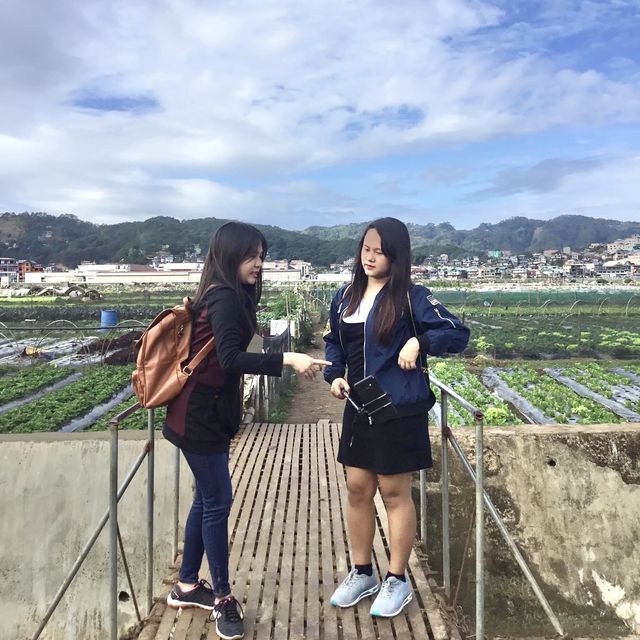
[
  {"x1": 0, "y1": 212, "x2": 356, "y2": 267},
  {"x1": 1, "y1": 212, "x2": 638, "y2": 268},
  {"x1": 304, "y1": 215, "x2": 640, "y2": 254}
]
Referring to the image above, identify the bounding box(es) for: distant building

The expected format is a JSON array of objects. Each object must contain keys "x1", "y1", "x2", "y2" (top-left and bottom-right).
[
  {"x1": 263, "y1": 260, "x2": 290, "y2": 271},
  {"x1": 157, "y1": 262, "x2": 204, "y2": 272},
  {"x1": 289, "y1": 260, "x2": 312, "y2": 278},
  {"x1": 607, "y1": 235, "x2": 640, "y2": 253},
  {"x1": 0, "y1": 257, "x2": 18, "y2": 274},
  {"x1": 17, "y1": 260, "x2": 44, "y2": 281}
]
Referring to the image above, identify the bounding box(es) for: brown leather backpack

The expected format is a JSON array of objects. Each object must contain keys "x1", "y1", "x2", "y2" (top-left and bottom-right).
[{"x1": 131, "y1": 297, "x2": 215, "y2": 408}]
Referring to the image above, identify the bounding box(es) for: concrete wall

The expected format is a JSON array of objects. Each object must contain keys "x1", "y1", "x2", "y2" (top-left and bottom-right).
[
  {"x1": 3, "y1": 424, "x2": 640, "y2": 639},
  {"x1": 0, "y1": 432, "x2": 193, "y2": 640},
  {"x1": 423, "y1": 423, "x2": 640, "y2": 637}
]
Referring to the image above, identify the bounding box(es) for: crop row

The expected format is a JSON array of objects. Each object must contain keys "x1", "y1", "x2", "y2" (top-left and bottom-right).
[
  {"x1": 0, "y1": 364, "x2": 76, "y2": 405},
  {"x1": 89, "y1": 397, "x2": 166, "y2": 431},
  {"x1": 465, "y1": 315, "x2": 640, "y2": 358},
  {"x1": 496, "y1": 366, "x2": 621, "y2": 425},
  {"x1": 0, "y1": 366, "x2": 134, "y2": 433},
  {"x1": 553, "y1": 363, "x2": 640, "y2": 412},
  {"x1": 430, "y1": 360, "x2": 522, "y2": 426},
  {"x1": 622, "y1": 362, "x2": 640, "y2": 376}
]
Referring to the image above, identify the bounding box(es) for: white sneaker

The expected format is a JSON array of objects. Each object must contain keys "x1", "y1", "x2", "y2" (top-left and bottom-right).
[
  {"x1": 369, "y1": 576, "x2": 412, "y2": 617},
  {"x1": 330, "y1": 568, "x2": 379, "y2": 607}
]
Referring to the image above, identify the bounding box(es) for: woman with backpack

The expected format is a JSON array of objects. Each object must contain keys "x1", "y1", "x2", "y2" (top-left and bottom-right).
[
  {"x1": 323, "y1": 217, "x2": 469, "y2": 618},
  {"x1": 163, "y1": 221, "x2": 329, "y2": 640}
]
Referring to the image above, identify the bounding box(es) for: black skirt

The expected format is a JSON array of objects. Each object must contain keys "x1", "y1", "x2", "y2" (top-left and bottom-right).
[{"x1": 337, "y1": 401, "x2": 432, "y2": 475}]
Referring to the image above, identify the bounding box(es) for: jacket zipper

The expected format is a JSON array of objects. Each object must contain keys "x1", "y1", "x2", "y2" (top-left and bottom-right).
[
  {"x1": 363, "y1": 304, "x2": 368, "y2": 377},
  {"x1": 338, "y1": 300, "x2": 345, "y2": 352}
]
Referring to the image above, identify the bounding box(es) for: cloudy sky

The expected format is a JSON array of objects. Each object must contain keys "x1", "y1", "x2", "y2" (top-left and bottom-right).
[{"x1": 1, "y1": 0, "x2": 639, "y2": 230}]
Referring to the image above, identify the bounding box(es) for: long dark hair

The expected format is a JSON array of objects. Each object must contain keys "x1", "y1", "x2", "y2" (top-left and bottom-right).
[
  {"x1": 344, "y1": 217, "x2": 412, "y2": 345},
  {"x1": 193, "y1": 221, "x2": 267, "y2": 331}
]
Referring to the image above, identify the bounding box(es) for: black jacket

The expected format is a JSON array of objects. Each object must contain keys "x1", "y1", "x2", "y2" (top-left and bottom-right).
[{"x1": 163, "y1": 285, "x2": 283, "y2": 454}]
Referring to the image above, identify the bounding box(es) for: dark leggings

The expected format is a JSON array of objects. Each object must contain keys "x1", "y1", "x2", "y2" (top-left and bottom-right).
[{"x1": 179, "y1": 449, "x2": 233, "y2": 597}]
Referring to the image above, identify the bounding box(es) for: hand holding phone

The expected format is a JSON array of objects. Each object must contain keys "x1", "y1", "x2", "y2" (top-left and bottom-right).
[{"x1": 330, "y1": 377, "x2": 350, "y2": 399}]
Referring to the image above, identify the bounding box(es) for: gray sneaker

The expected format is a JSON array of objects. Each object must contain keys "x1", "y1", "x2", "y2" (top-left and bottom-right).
[
  {"x1": 369, "y1": 576, "x2": 412, "y2": 617},
  {"x1": 330, "y1": 568, "x2": 379, "y2": 607}
]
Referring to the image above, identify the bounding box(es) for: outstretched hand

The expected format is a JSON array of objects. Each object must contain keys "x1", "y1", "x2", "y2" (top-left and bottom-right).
[{"x1": 283, "y1": 353, "x2": 332, "y2": 380}]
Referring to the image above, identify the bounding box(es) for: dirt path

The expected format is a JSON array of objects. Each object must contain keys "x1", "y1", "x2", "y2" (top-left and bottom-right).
[{"x1": 284, "y1": 330, "x2": 346, "y2": 424}]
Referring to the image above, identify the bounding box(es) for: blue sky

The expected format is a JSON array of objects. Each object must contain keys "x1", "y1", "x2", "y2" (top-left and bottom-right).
[{"x1": 0, "y1": 0, "x2": 639, "y2": 230}]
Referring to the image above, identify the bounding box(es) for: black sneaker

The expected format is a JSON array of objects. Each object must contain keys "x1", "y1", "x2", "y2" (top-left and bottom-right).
[
  {"x1": 211, "y1": 595, "x2": 245, "y2": 640},
  {"x1": 166, "y1": 579, "x2": 215, "y2": 610}
]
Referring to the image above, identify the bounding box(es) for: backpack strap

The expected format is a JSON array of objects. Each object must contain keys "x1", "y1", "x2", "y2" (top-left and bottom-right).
[
  {"x1": 182, "y1": 293, "x2": 216, "y2": 376},
  {"x1": 183, "y1": 337, "x2": 215, "y2": 376}
]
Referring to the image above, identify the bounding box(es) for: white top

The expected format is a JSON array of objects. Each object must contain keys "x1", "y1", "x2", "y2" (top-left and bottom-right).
[{"x1": 342, "y1": 296, "x2": 375, "y2": 323}]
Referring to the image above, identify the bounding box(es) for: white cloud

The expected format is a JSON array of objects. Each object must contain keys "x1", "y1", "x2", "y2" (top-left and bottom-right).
[
  {"x1": 0, "y1": 0, "x2": 639, "y2": 226},
  {"x1": 451, "y1": 153, "x2": 640, "y2": 227}
]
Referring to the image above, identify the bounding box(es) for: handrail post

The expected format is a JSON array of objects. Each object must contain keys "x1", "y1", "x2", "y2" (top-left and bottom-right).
[
  {"x1": 419, "y1": 469, "x2": 427, "y2": 546},
  {"x1": 172, "y1": 445, "x2": 180, "y2": 562},
  {"x1": 441, "y1": 391, "x2": 451, "y2": 598},
  {"x1": 109, "y1": 420, "x2": 118, "y2": 640},
  {"x1": 475, "y1": 410, "x2": 485, "y2": 639},
  {"x1": 146, "y1": 408, "x2": 155, "y2": 614}
]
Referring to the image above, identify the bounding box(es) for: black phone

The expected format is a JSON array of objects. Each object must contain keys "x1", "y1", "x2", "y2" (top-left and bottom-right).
[{"x1": 346, "y1": 375, "x2": 398, "y2": 425}]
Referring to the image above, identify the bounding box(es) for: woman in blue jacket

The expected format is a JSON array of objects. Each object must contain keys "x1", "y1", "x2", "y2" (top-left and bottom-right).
[{"x1": 324, "y1": 217, "x2": 469, "y2": 618}]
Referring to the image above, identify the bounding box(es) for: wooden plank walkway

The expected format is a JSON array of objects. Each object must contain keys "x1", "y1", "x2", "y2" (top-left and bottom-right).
[{"x1": 137, "y1": 422, "x2": 452, "y2": 640}]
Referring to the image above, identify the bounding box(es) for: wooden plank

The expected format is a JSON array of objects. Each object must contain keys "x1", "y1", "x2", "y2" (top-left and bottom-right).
[
  {"x1": 209, "y1": 423, "x2": 273, "y2": 640},
  {"x1": 254, "y1": 422, "x2": 296, "y2": 638},
  {"x1": 373, "y1": 490, "x2": 435, "y2": 639},
  {"x1": 225, "y1": 422, "x2": 284, "y2": 636},
  {"x1": 407, "y1": 555, "x2": 450, "y2": 640},
  {"x1": 316, "y1": 421, "x2": 348, "y2": 640},
  {"x1": 202, "y1": 423, "x2": 274, "y2": 591},
  {"x1": 327, "y1": 424, "x2": 379, "y2": 640},
  {"x1": 227, "y1": 423, "x2": 275, "y2": 573},
  {"x1": 170, "y1": 608, "x2": 193, "y2": 640},
  {"x1": 324, "y1": 422, "x2": 377, "y2": 640},
  {"x1": 229, "y1": 422, "x2": 257, "y2": 477},
  {"x1": 272, "y1": 423, "x2": 302, "y2": 638},
  {"x1": 241, "y1": 423, "x2": 290, "y2": 637},
  {"x1": 229, "y1": 423, "x2": 273, "y2": 536},
  {"x1": 306, "y1": 424, "x2": 321, "y2": 639},
  {"x1": 153, "y1": 603, "x2": 178, "y2": 640},
  {"x1": 289, "y1": 425, "x2": 310, "y2": 640},
  {"x1": 184, "y1": 608, "x2": 209, "y2": 640}
]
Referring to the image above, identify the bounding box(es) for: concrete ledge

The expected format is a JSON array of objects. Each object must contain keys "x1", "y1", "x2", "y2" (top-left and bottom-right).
[
  {"x1": 0, "y1": 434, "x2": 193, "y2": 640},
  {"x1": 422, "y1": 422, "x2": 640, "y2": 636}
]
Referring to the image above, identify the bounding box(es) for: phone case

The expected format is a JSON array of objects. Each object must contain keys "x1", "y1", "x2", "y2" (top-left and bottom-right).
[{"x1": 349, "y1": 375, "x2": 398, "y2": 424}]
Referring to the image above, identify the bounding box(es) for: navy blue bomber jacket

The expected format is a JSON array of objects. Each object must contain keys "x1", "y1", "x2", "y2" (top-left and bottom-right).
[{"x1": 323, "y1": 283, "x2": 470, "y2": 415}]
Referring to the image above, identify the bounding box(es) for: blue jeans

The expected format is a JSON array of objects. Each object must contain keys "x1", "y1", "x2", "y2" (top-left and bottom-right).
[{"x1": 179, "y1": 450, "x2": 233, "y2": 597}]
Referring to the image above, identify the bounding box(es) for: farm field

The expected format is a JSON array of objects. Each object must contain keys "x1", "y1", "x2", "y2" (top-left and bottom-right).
[
  {"x1": 3, "y1": 355, "x2": 636, "y2": 433},
  {"x1": 0, "y1": 365, "x2": 134, "y2": 433},
  {"x1": 1, "y1": 285, "x2": 638, "y2": 433},
  {"x1": 430, "y1": 358, "x2": 640, "y2": 427}
]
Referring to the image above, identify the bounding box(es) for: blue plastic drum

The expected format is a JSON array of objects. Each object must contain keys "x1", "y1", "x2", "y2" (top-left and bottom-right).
[{"x1": 100, "y1": 309, "x2": 119, "y2": 329}]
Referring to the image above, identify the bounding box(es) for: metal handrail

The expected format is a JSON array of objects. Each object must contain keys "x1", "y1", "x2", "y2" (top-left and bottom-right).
[
  {"x1": 418, "y1": 373, "x2": 564, "y2": 638},
  {"x1": 32, "y1": 402, "x2": 181, "y2": 640}
]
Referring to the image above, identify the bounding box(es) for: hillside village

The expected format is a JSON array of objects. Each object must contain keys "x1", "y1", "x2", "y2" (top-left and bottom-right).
[{"x1": 1, "y1": 234, "x2": 638, "y2": 288}]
